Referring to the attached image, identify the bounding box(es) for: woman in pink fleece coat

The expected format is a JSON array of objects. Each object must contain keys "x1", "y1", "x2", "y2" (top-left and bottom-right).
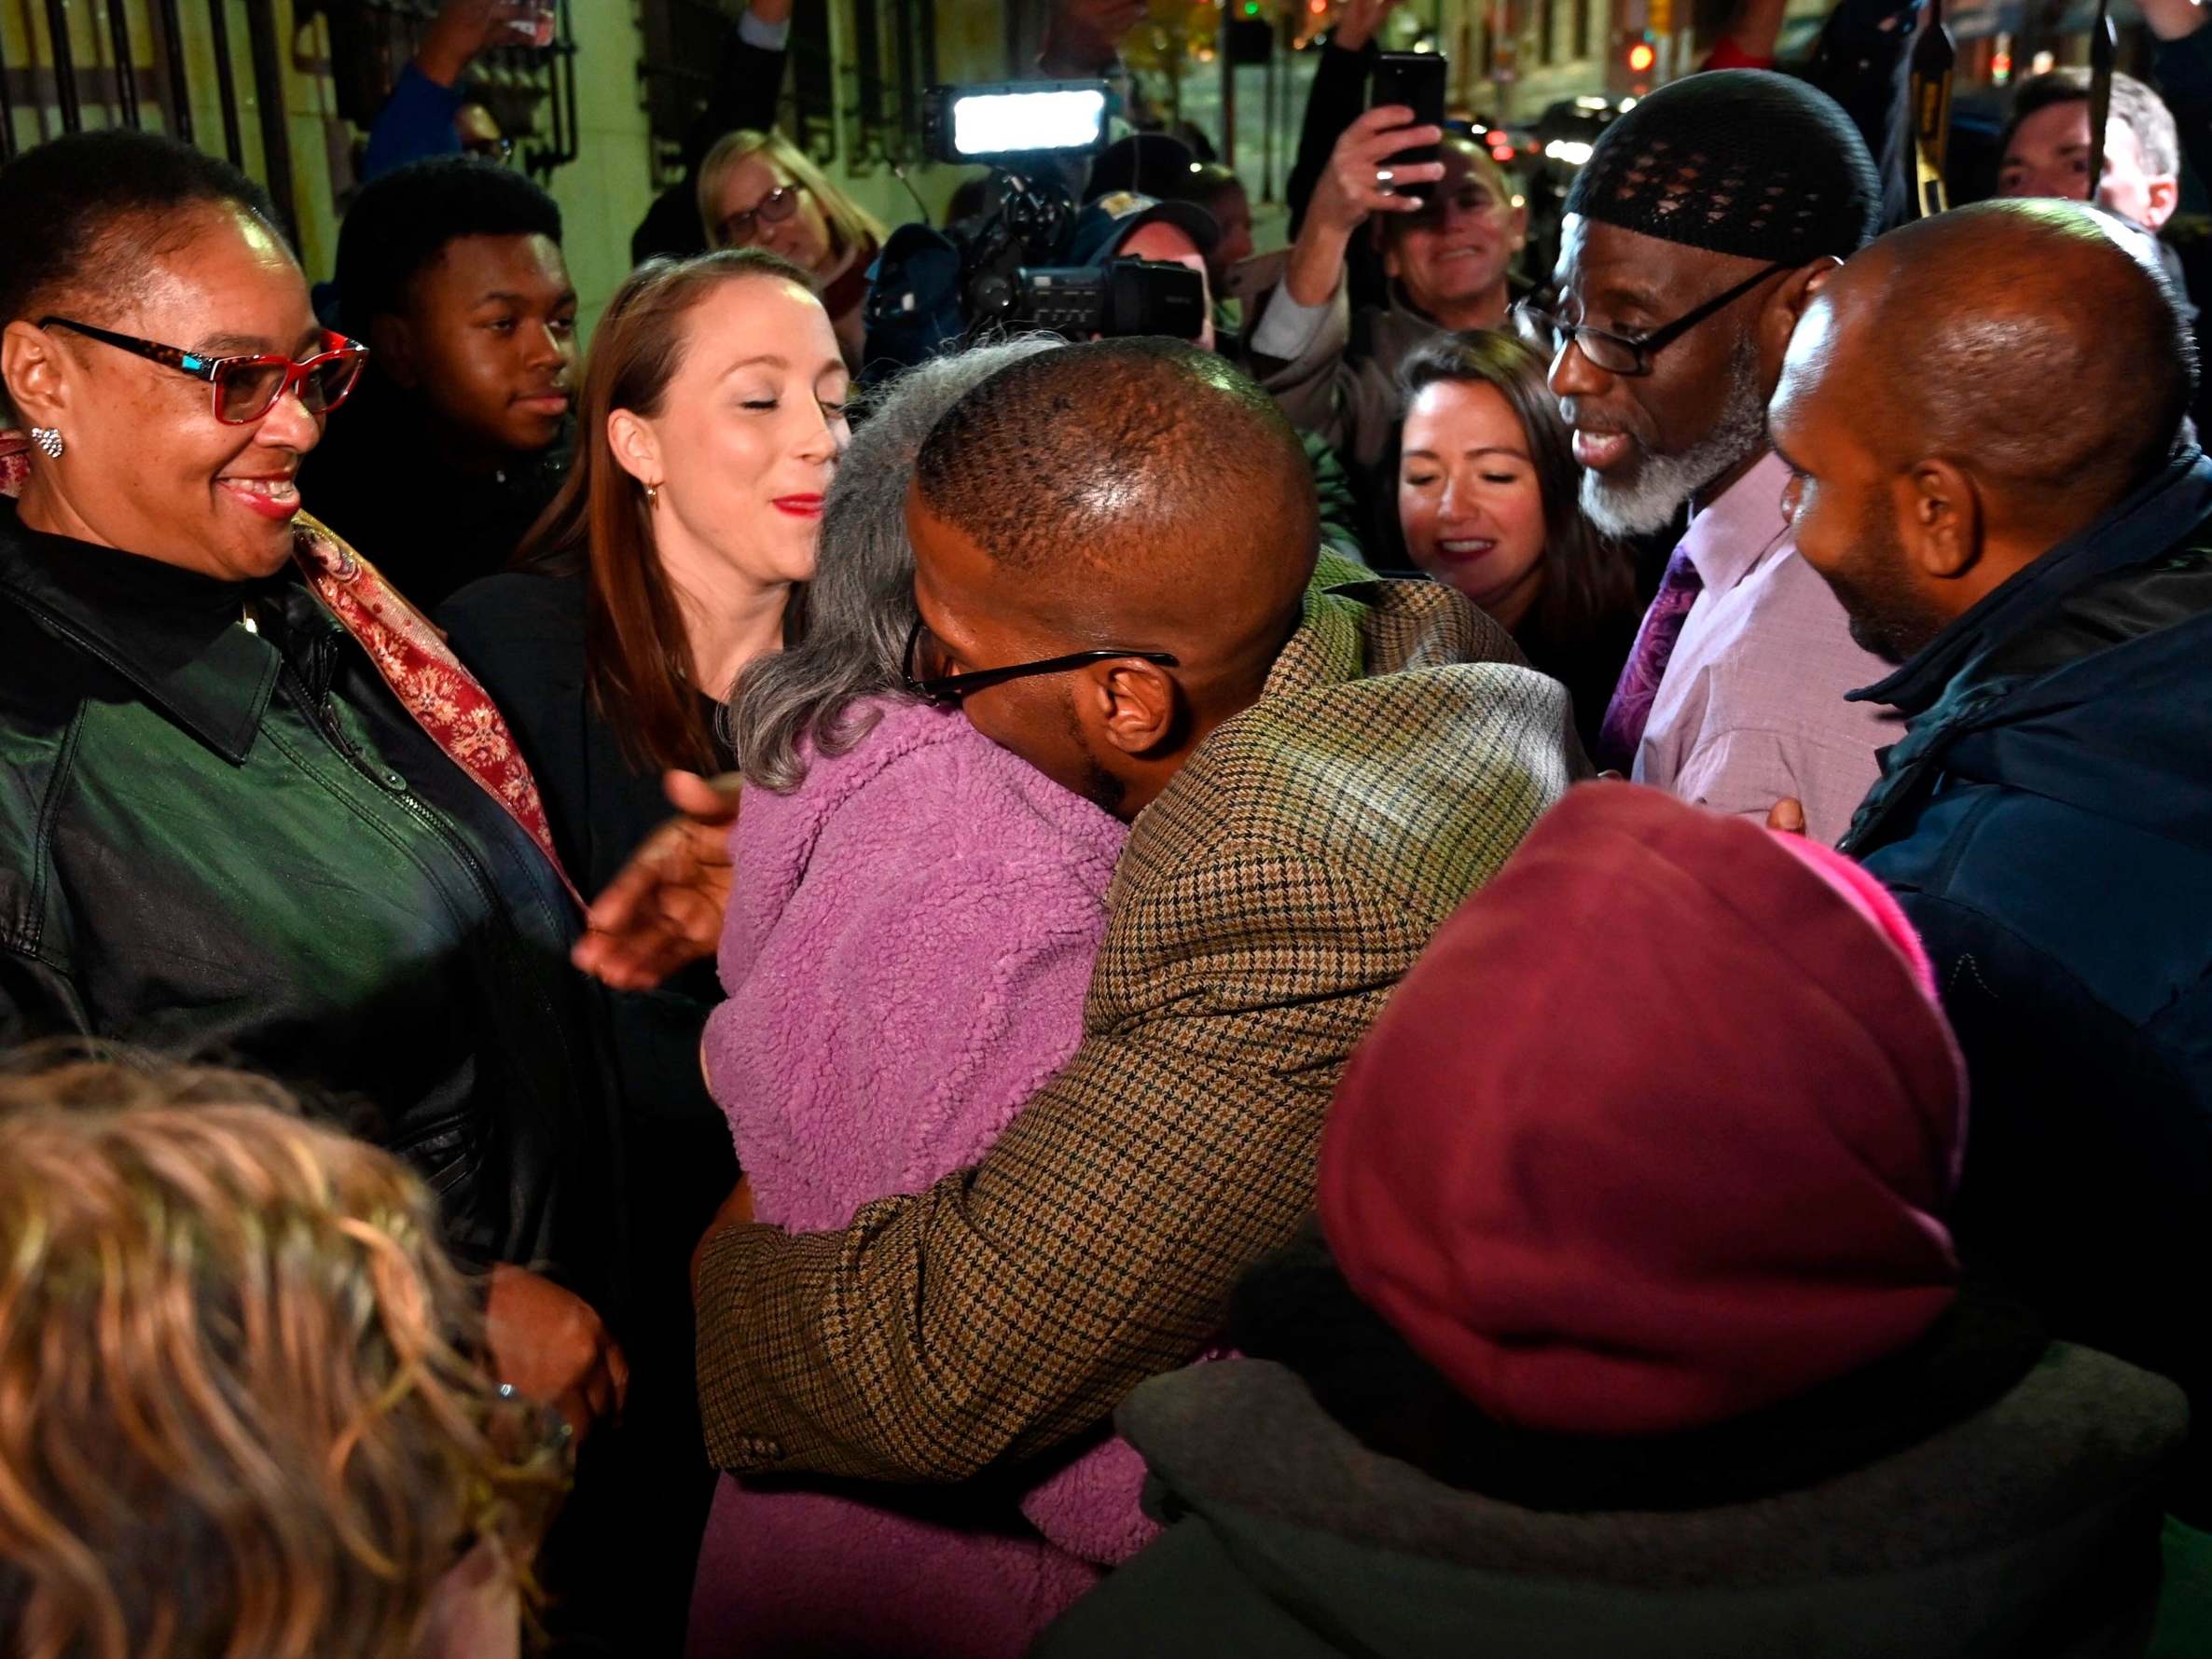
[{"x1": 687, "y1": 340, "x2": 1154, "y2": 1659}]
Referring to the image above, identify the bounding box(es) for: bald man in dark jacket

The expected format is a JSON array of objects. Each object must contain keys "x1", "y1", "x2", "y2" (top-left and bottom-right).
[{"x1": 1769, "y1": 199, "x2": 2212, "y2": 1519}]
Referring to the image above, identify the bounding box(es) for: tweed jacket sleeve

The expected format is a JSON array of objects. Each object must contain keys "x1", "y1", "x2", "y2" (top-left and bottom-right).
[{"x1": 695, "y1": 569, "x2": 1581, "y2": 1483}]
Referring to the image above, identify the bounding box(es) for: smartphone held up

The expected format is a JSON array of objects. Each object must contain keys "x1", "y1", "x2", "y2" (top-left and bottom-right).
[{"x1": 1370, "y1": 51, "x2": 1448, "y2": 205}]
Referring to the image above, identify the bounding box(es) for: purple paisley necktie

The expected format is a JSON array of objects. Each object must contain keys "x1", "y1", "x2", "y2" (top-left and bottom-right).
[{"x1": 1593, "y1": 546, "x2": 1704, "y2": 775}]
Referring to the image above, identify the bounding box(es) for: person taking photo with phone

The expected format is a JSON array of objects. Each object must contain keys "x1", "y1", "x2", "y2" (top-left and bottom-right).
[{"x1": 1250, "y1": 102, "x2": 1528, "y2": 571}]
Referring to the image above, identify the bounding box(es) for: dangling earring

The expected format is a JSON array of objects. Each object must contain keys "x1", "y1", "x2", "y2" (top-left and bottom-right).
[
  {"x1": 31, "y1": 427, "x2": 63, "y2": 461},
  {"x1": 644, "y1": 482, "x2": 660, "y2": 507}
]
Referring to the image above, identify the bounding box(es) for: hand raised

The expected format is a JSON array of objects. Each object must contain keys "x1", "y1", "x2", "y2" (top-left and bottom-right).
[
  {"x1": 417, "y1": 0, "x2": 505, "y2": 85},
  {"x1": 1309, "y1": 104, "x2": 1445, "y2": 236},
  {"x1": 1041, "y1": 0, "x2": 1147, "y2": 75}
]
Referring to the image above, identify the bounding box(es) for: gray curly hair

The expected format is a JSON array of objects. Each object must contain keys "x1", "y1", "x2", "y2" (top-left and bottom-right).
[{"x1": 724, "y1": 337, "x2": 1065, "y2": 792}]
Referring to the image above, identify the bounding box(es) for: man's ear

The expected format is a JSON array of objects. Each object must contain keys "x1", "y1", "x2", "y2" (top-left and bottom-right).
[
  {"x1": 1762, "y1": 256, "x2": 1844, "y2": 365},
  {"x1": 367, "y1": 313, "x2": 420, "y2": 391},
  {"x1": 1, "y1": 319, "x2": 69, "y2": 428},
  {"x1": 1900, "y1": 458, "x2": 1984, "y2": 582},
  {"x1": 2145, "y1": 173, "x2": 2182, "y2": 232},
  {"x1": 1087, "y1": 658, "x2": 1181, "y2": 757}
]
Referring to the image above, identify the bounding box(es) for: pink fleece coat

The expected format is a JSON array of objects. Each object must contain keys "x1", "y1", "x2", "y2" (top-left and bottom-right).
[{"x1": 687, "y1": 697, "x2": 1148, "y2": 1659}]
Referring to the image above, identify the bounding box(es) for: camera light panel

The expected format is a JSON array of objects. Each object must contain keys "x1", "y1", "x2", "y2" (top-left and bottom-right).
[{"x1": 950, "y1": 88, "x2": 1107, "y2": 158}]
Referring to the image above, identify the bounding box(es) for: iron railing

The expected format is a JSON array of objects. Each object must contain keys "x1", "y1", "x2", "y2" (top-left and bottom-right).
[
  {"x1": 842, "y1": 0, "x2": 934, "y2": 173},
  {"x1": 0, "y1": 0, "x2": 579, "y2": 230},
  {"x1": 316, "y1": 0, "x2": 579, "y2": 177},
  {"x1": 639, "y1": 0, "x2": 838, "y2": 178},
  {"x1": 637, "y1": 0, "x2": 938, "y2": 184}
]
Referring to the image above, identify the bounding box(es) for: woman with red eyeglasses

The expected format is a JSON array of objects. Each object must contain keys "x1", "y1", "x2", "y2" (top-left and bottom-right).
[{"x1": 0, "y1": 131, "x2": 627, "y2": 1478}]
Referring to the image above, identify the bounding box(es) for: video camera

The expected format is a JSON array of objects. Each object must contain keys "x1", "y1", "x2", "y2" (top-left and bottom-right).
[{"x1": 865, "y1": 81, "x2": 1208, "y2": 356}]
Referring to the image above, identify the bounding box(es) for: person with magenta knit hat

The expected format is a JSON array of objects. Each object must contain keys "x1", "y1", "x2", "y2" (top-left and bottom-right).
[{"x1": 1034, "y1": 783, "x2": 2187, "y2": 1659}]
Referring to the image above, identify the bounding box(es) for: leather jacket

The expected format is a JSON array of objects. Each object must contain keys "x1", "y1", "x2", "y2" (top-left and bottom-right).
[{"x1": 0, "y1": 502, "x2": 616, "y2": 1299}]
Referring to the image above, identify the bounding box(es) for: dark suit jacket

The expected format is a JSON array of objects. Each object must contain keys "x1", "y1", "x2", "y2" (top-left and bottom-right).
[{"x1": 438, "y1": 569, "x2": 729, "y2": 1134}]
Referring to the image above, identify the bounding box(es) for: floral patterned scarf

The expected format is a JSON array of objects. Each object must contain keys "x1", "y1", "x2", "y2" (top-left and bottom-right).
[{"x1": 0, "y1": 431, "x2": 581, "y2": 907}]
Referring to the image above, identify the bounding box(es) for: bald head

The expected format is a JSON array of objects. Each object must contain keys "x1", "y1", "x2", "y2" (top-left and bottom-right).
[
  {"x1": 1772, "y1": 200, "x2": 2197, "y2": 663},
  {"x1": 906, "y1": 339, "x2": 1320, "y2": 818},
  {"x1": 912, "y1": 338, "x2": 1318, "y2": 644},
  {"x1": 1799, "y1": 200, "x2": 2191, "y2": 510}
]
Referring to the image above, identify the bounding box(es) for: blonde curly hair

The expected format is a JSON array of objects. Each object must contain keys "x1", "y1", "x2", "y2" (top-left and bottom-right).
[{"x1": 0, "y1": 1048, "x2": 568, "y2": 1659}]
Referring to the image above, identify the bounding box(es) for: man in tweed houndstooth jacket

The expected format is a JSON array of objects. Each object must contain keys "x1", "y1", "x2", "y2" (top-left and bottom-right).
[{"x1": 694, "y1": 341, "x2": 1583, "y2": 1486}]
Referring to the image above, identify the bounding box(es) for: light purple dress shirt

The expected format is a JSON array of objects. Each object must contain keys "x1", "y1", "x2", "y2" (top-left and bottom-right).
[{"x1": 1629, "y1": 449, "x2": 1903, "y2": 847}]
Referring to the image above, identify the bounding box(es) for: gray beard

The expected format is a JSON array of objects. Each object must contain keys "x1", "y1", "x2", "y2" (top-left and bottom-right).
[{"x1": 1579, "y1": 345, "x2": 1771, "y2": 538}]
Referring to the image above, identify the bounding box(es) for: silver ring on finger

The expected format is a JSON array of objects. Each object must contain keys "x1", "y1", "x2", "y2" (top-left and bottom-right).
[{"x1": 1375, "y1": 167, "x2": 1395, "y2": 188}]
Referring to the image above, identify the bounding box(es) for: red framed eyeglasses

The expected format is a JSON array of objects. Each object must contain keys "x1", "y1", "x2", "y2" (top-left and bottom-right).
[{"x1": 38, "y1": 316, "x2": 369, "y2": 424}]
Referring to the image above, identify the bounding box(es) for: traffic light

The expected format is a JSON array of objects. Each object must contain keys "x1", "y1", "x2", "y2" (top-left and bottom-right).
[
  {"x1": 1624, "y1": 33, "x2": 1656, "y2": 94},
  {"x1": 1227, "y1": 2, "x2": 1272, "y2": 64}
]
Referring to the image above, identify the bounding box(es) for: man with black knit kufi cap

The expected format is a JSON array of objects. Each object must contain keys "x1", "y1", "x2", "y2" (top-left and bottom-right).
[{"x1": 1524, "y1": 70, "x2": 1902, "y2": 846}]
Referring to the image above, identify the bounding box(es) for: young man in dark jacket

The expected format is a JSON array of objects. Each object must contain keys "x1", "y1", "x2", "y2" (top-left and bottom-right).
[
  {"x1": 300, "y1": 157, "x2": 577, "y2": 611},
  {"x1": 1769, "y1": 197, "x2": 2212, "y2": 1516}
]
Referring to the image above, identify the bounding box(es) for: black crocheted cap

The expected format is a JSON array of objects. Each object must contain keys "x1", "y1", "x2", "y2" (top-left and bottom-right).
[{"x1": 1566, "y1": 70, "x2": 1880, "y2": 265}]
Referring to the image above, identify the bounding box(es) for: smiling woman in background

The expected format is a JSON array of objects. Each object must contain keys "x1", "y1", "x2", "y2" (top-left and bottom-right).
[
  {"x1": 1396, "y1": 331, "x2": 1638, "y2": 755},
  {"x1": 1252, "y1": 118, "x2": 1528, "y2": 569},
  {"x1": 438, "y1": 245, "x2": 848, "y2": 1654},
  {"x1": 698, "y1": 130, "x2": 888, "y2": 371}
]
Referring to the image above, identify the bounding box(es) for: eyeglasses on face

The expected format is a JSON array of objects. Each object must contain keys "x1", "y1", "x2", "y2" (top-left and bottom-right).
[
  {"x1": 1514, "y1": 261, "x2": 1791, "y2": 377},
  {"x1": 901, "y1": 615, "x2": 1180, "y2": 708},
  {"x1": 38, "y1": 316, "x2": 369, "y2": 424},
  {"x1": 716, "y1": 182, "x2": 805, "y2": 247}
]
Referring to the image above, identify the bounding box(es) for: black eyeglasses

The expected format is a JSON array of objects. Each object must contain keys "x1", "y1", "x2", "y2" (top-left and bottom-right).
[
  {"x1": 1514, "y1": 262, "x2": 1791, "y2": 377},
  {"x1": 902, "y1": 615, "x2": 1179, "y2": 707},
  {"x1": 715, "y1": 183, "x2": 805, "y2": 248},
  {"x1": 39, "y1": 316, "x2": 369, "y2": 424}
]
